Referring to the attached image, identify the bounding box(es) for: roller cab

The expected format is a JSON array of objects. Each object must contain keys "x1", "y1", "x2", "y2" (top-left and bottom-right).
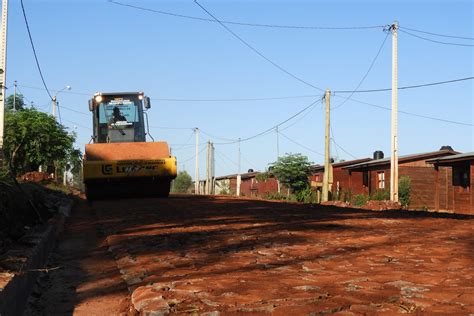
[{"x1": 83, "y1": 92, "x2": 177, "y2": 199}]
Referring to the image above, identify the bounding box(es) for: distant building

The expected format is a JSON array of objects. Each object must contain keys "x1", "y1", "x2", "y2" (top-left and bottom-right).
[{"x1": 427, "y1": 152, "x2": 474, "y2": 214}]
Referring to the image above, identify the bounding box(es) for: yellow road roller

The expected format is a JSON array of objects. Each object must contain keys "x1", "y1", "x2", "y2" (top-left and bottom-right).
[{"x1": 82, "y1": 92, "x2": 177, "y2": 199}]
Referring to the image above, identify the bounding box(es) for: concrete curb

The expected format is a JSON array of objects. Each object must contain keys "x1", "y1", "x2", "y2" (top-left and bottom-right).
[{"x1": 0, "y1": 198, "x2": 74, "y2": 316}]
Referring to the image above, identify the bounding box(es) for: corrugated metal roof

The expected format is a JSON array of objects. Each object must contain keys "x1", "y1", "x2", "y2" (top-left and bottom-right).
[
  {"x1": 426, "y1": 152, "x2": 474, "y2": 164},
  {"x1": 344, "y1": 150, "x2": 458, "y2": 170},
  {"x1": 311, "y1": 158, "x2": 371, "y2": 172}
]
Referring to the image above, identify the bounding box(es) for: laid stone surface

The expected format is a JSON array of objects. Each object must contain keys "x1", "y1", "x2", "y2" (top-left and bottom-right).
[{"x1": 92, "y1": 196, "x2": 474, "y2": 314}]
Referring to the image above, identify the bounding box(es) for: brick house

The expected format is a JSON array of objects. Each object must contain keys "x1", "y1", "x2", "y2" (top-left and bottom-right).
[
  {"x1": 344, "y1": 149, "x2": 458, "y2": 209},
  {"x1": 309, "y1": 158, "x2": 372, "y2": 199},
  {"x1": 427, "y1": 152, "x2": 474, "y2": 214}
]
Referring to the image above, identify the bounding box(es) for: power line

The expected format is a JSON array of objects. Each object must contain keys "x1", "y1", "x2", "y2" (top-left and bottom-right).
[
  {"x1": 149, "y1": 125, "x2": 194, "y2": 130},
  {"x1": 18, "y1": 84, "x2": 91, "y2": 96},
  {"x1": 215, "y1": 99, "x2": 321, "y2": 145},
  {"x1": 194, "y1": 0, "x2": 325, "y2": 92},
  {"x1": 399, "y1": 26, "x2": 474, "y2": 41},
  {"x1": 330, "y1": 126, "x2": 358, "y2": 160},
  {"x1": 279, "y1": 101, "x2": 320, "y2": 132},
  {"x1": 334, "y1": 76, "x2": 474, "y2": 94},
  {"x1": 109, "y1": 0, "x2": 386, "y2": 30},
  {"x1": 153, "y1": 94, "x2": 323, "y2": 102},
  {"x1": 334, "y1": 95, "x2": 473, "y2": 127},
  {"x1": 19, "y1": 83, "x2": 324, "y2": 102},
  {"x1": 59, "y1": 104, "x2": 90, "y2": 116},
  {"x1": 332, "y1": 138, "x2": 358, "y2": 160},
  {"x1": 200, "y1": 129, "x2": 237, "y2": 142},
  {"x1": 278, "y1": 130, "x2": 324, "y2": 156},
  {"x1": 15, "y1": 85, "x2": 32, "y2": 104},
  {"x1": 180, "y1": 146, "x2": 206, "y2": 163},
  {"x1": 214, "y1": 147, "x2": 239, "y2": 167},
  {"x1": 171, "y1": 131, "x2": 196, "y2": 151},
  {"x1": 333, "y1": 30, "x2": 390, "y2": 110},
  {"x1": 20, "y1": 0, "x2": 53, "y2": 100},
  {"x1": 398, "y1": 29, "x2": 474, "y2": 47}
]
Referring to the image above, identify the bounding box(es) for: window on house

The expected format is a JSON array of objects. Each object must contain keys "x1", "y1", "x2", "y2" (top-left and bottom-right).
[
  {"x1": 453, "y1": 165, "x2": 470, "y2": 189},
  {"x1": 377, "y1": 171, "x2": 385, "y2": 189},
  {"x1": 362, "y1": 171, "x2": 369, "y2": 187}
]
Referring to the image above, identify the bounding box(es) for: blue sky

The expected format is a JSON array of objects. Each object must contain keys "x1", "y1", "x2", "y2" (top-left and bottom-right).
[{"x1": 6, "y1": 0, "x2": 473, "y2": 179}]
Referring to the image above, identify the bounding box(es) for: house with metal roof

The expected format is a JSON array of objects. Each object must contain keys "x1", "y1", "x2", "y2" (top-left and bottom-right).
[
  {"x1": 427, "y1": 152, "x2": 474, "y2": 214},
  {"x1": 343, "y1": 148, "x2": 459, "y2": 210}
]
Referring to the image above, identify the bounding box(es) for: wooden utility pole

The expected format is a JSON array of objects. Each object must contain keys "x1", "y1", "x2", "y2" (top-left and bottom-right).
[
  {"x1": 322, "y1": 89, "x2": 331, "y2": 202},
  {"x1": 210, "y1": 142, "x2": 215, "y2": 194},
  {"x1": 236, "y1": 138, "x2": 241, "y2": 196},
  {"x1": 0, "y1": 0, "x2": 8, "y2": 167},
  {"x1": 390, "y1": 21, "x2": 399, "y2": 202},
  {"x1": 205, "y1": 140, "x2": 211, "y2": 194},
  {"x1": 194, "y1": 128, "x2": 199, "y2": 194}
]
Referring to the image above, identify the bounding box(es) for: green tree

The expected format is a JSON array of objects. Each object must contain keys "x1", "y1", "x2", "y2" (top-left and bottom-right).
[
  {"x1": 3, "y1": 108, "x2": 80, "y2": 175},
  {"x1": 172, "y1": 170, "x2": 192, "y2": 193},
  {"x1": 6, "y1": 93, "x2": 26, "y2": 111},
  {"x1": 270, "y1": 153, "x2": 313, "y2": 195}
]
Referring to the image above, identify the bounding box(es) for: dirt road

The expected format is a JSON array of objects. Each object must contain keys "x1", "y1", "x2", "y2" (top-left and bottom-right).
[{"x1": 27, "y1": 195, "x2": 473, "y2": 315}]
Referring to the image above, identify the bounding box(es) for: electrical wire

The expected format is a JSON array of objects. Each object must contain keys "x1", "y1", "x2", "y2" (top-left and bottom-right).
[
  {"x1": 19, "y1": 83, "x2": 324, "y2": 102},
  {"x1": 332, "y1": 138, "x2": 358, "y2": 160},
  {"x1": 20, "y1": 0, "x2": 53, "y2": 100},
  {"x1": 149, "y1": 125, "x2": 194, "y2": 130},
  {"x1": 153, "y1": 94, "x2": 323, "y2": 102},
  {"x1": 214, "y1": 148, "x2": 239, "y2": 167},
  {"x1": 172, "y1": 131, "x2": 196, "y2": 151},
  {"x1": 332, "y1": 31, "x2": 390, "y2": 110},
  {"x1": 278, "y1": 131, "x2": 324, "y2": 156},
  {"x1": 398, "y1": 26, "x2": 474, "y2": 41},
  {"x1": 200, "y1": 129, "x2": 237, "y2": 142},
  {"x1": 215, "y1": 99, "x2": 321, "y2": 145},
  {"x1": 59, "y1": 105, "x2": 90, "y2": 116},
  {"x1": 334, "y1": 76, "x2": 474, "y2": 93},
  {"x1": 108, "y1": 0, "x2": 386, "y2": 30},
  {"x1": 279, "y1": 100, "x2": 321, "y2": 132},
  {"x1": 18, "y1": 84, "x2": 91, "y2": 96},
  {"x1": 330, "y1": 126, "x2": 358, "y2": 160},
  {"x1": 398, "y1": 29, "x2": 474, "y2": 47},
  {"x1": 194, "y1": 0, "x2": 325, "y2": 92},
  {"x1": 180, "y1": 146, "x2": 206, "y2": 163},
  {"x1": 15, "y1": 85, "x2": 32, "y2": 105},
  {"x1": 334, "y1": 95, "x2": 473, "y2": 127}
]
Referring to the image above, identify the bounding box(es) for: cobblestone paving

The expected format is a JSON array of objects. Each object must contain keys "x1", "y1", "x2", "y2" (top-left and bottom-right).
[{"x1": 92, "y1": 195, "x2": 474, "y2": 315}]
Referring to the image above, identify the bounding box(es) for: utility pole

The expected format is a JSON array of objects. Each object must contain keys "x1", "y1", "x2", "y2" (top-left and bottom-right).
[
  {"x1": 52, "y1": 96, "x2": 57, "y2": 118},
  {"x1": 275, "y1": 126, "x2": 281, "y2": 193},
  {"x1": 0, "y1": 0, "x2": 8, "y2": 168},
  {"x1": 205, "y1": 140, "x2": 211, "y2": 194},
  {"x1": 211, "y1": 142, "x2": 215, "y2": 194},
  {"x1": 236, "y1": 138, "x2": 241, "y2": 196},
  {"x1": 322, "y1": 89, "x2": 331, "y2": 202},
  {"x1": 390, "y1": 21, "x2": 399, "y2": 202},
  {"x1": 276, "y1": 126, "x2": 280, "y2": 159},
  {"x1": 12, "y1": 80, "x2": 16, "y2": 111},
  {"x1": 194, "y1": 127, "x2": 199, "y2": 194}
]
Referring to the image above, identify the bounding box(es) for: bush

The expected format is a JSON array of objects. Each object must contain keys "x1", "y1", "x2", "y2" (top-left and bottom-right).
[
  {"x1": 341, "y1": 189, "x2": 352, "y2": 203},
  {"x1": 353, "y1": 194, "x2": 368, "y2": 207},
  {"x1": 295, "y1": 186, "x2": 317, "y2": 203},
  {"x1": 370, "y1": 189, "x2": 390, "y2": 201},
  {"x1": 399, "y1": 176, "x2": 411, "y2": 207},
  {"x1": 264, "y1": 192, "x2": 288, "y2": 201}
]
